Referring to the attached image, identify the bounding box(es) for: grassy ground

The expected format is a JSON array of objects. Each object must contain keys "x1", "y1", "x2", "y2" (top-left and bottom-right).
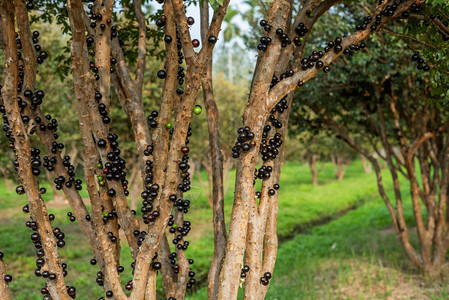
[
  {"x1": 264, "y1": 197, "x2": 449, "y2": 300},
  {"x1": 0, "y1": 160, "x2": 437, "y2": 299}
]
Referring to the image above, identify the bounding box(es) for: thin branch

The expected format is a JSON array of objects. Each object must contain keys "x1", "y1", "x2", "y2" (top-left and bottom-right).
[
  {"x1": 198, "y1": 0, "x2": 231, "y2": 65},
  {"x1": 200, "y1": 2, "x2": 227, "y2": 299},
  {"x1": 381, "y1": 27, "x2": 441, "y2": 50},
  {"x1": 407, "y1": 132, "x2": 434, "y2": 165},
  {"x1": 14, "y1": 0, "x2": 36, "y2": 92},
  {"x1": 134, "y1": 0, "x2": 146, "y2": 93},
  {"x1": 420, "y1": 12, "x2": 449, "y2": 36},
  {"x1": 172, "y1": 0, "x2": 196, "y2": 65}
]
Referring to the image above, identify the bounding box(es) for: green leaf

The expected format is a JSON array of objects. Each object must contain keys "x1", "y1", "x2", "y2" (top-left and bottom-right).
[
  {"x1": 224, "y1": 7, "x2": 239, "y2": 22},
  {"x1": 209, "y1": 0, "x2": 220, "y2": 11}
]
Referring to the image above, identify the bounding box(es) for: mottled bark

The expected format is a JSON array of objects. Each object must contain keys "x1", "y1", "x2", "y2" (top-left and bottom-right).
[
  {"x1": 242, "y1": 0, "x2": 340, "y2": 296},
  {"x1": 267, "y1": 0, "x2": 420, "y2": 110},
  {"x1": 67, "y1": 0, "x2": 127, "y2": 297},
  {"x1": 0, "y1": 0, "x2": 435, "y2": 298},
  {"x1": 218, "y1": 2, "x2": 292, "y2": 298},
  {"x1": 128, "y1": 163, "x2": 141, "y2": 211},
  {"x1": 14, "y1": 0, "x2": 109, "y2": 290}
]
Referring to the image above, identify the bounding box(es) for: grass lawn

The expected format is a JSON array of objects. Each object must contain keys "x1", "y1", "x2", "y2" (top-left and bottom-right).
[
  {"x1": 0, "y1": 160, "x2": 432, "y2": 299},
  {"x1": 264, "y1": 197, "x2": 449, "y2": 300}
]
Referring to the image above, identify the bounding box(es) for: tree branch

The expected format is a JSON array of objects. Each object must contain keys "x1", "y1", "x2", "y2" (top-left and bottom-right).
[
  {"x1": 381, "y1": 27, "x2": 441, "y2": 50},
  {"x1": 66, "y1": 0, "x2": 129, "y2": 297},
  {"x1": 14, "y1": 0, "x2": 36, "y2": 92},
  {"x1": 268, "y1": 0, "x2": 419, "y2": 110},
  {"x1": 134, "y1": 0, "x2": 146, "y2": 93},
  {"x1": 200, "y1": 3, "x2": 227, "y2": 299},
  {"x1": 14, "y1": 0, "x2": 107, "y2": 282},
  {"x1": 172, "y1": 0, "x2": 196, "y2": 65},
  {"x1": 218, "y1": 1, "x2": 292, "y2": 298},
  {"x1": 198, "y1": 0, "x2": 230, "y2": 65}
]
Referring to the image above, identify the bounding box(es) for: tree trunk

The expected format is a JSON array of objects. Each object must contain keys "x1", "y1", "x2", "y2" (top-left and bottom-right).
[
  {"x1": 360, "y1": 155, "x2": 372, "y2": 173},
  {"x1": 0, "y1": 0, "x2": 431, "y2": 298},
  {"x1": 3, "y1": 178, "x2": 13, "y2": 192},
  {"x1": 331, "y1": 154, "x2": 347, "y2": 181},
  {"x1": 307, "y1": 153, "x2": 322, "y2": 186},
  {"x1": 1, "y1": 2, "x2": 71, "y2": 297},
  {"x1": 201, "y1": 3, "x2": 228, "y2": 298}
]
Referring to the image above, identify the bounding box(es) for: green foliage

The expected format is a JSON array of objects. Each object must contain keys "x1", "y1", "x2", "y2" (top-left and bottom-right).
[
  {"x1": 208, "y1": 0, "x2": 227, "y2": 11},
  {"x1": 223, "y1": 7, "x2": 240, "y2": 41},
  {"x1": 290, "y1": 1, "x2": 449, "y2": 147},
  {"x1": 30, "y1": 1, "x2": 70, "y2": 34},
  {"x1": 2, "y1": 1, "x2": 449, "y2": 298},
  {"x1": 116, "y1": 1, "x2": 164, "y2": 62},
  {"x1": 28, "y1": 0, "x2": 165, "y2": 75}
]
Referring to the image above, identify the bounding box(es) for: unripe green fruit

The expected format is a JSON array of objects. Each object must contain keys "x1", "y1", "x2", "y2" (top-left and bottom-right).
[{"x1": 193, "y1": 105, "x2": 202, "y2": 115}]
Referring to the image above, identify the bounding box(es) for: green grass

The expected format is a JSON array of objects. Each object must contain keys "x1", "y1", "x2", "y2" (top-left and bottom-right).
[
  {"x1": 275, "y1": 161, "x2": 381, "y2": 239},
  {"x1": 0, "y1": 180, "x2": 90, "y2": 209},
  {"x1": 0, "y1": 160, "x2": 427, "y2": 299},
  {"x1": 190, "y1": 172, "x2": 446, "y2": 300},
  {"x1": 182, "y1": 160, "x2": 386, "y2": 287},
  {"x1": 264, "y1": 198, "x2": 416, "y2": 300}
]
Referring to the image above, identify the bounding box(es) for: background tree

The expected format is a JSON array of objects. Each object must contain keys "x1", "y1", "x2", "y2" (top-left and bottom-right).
[
  {"x1": 292, "y1": 17, "x2": 449, "y2": 276},
  {"x1": 300, "y1": 132, "x2": 327, "y2": 186},
  {"x1": 1, "y1": 0, "x2": 448, "y2": 300}
]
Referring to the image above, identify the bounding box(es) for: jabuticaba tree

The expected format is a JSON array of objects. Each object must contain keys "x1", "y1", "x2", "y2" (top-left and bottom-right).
[
  {"x1": 0, "y1": 0, "x2": 448, "y2": 299},
  {"x1": 291, "y1": 4, "x2": 449, "y2": 277}
]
